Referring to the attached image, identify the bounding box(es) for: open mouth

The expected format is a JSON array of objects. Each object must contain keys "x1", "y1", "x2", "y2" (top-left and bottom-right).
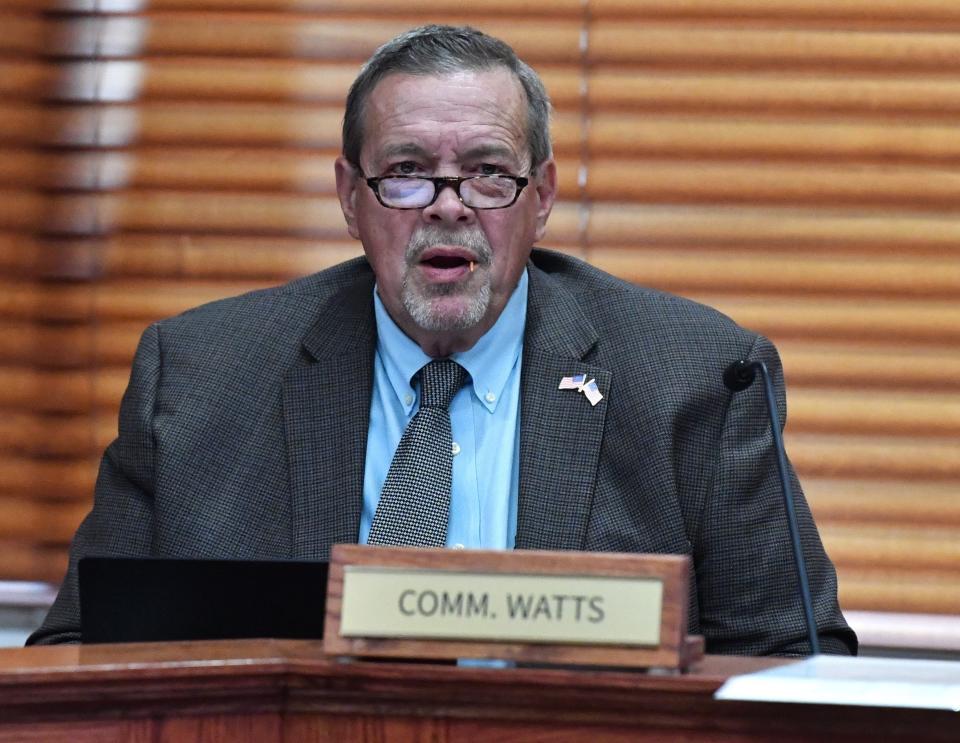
[
  {"x1": 423, "y1": 255, "x2": 471, "y2": 270},
  {"x1": 415, "y1": 248, "x2": 479, "y2": 283}
]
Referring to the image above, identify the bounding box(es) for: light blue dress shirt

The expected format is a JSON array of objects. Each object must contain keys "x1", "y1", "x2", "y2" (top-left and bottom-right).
[{"x1": 359, "y1": 270, "x2": 528, "y2": 549}]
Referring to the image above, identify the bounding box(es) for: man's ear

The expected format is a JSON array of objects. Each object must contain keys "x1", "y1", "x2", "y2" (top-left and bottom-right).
[
  {"x1": 533, "y1": 158, "x2": 558, "y2": 243},
  {"x1": 334, "y1": 156, "x2": 361, "y2": 240}
]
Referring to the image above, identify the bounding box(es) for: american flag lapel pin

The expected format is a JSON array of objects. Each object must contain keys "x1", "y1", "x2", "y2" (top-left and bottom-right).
[
  {"x1": 581, "y1": 378, "x2": 604, "y2": 406},
  {"x1": 558, "y1": 373, "x2": 585, "y2": 390},
  {"x1": 558, "y1": 374, "x2": 604, "y2": 407}
]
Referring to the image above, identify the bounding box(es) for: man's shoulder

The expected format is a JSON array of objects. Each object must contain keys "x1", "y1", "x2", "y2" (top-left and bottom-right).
[
  {"x1": 158, "y1": 255, "x2": 373, "y2": 333},
  {"x1": 140, "y1": 256, "x2": 374, "y2": 381},
  {"x1": 529, "y1": 248, "x2": 754, "y2": 345}
]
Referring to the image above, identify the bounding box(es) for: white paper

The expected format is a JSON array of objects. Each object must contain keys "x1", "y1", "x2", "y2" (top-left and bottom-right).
[{"x1": 715, "y1": 655, "x2": 960, "y2": 711}]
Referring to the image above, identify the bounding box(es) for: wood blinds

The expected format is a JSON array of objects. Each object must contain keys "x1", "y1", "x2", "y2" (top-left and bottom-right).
[{"x1": 1, "y1": 1, "x2": 958, "y2": 616}]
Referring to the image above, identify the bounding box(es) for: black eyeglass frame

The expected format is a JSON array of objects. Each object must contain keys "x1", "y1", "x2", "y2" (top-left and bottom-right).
[{"x1": 363, "y1": 174, "x2": 530, "y2": 210}]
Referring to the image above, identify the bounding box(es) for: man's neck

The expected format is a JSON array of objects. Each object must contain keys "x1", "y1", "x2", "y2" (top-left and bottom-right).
[{"x1": 405, "y1": 322, "x2": 492, "y2": 358}]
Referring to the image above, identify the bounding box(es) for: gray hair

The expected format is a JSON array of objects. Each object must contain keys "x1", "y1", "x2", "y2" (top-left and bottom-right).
[{"x1": 342, "y1": 25, "x2": 552, "y2": 172}]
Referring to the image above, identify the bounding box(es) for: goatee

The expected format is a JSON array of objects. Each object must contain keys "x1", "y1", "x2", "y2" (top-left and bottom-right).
[{"x1": 401, "y1": 225, "x2": 493, "y2": 332}]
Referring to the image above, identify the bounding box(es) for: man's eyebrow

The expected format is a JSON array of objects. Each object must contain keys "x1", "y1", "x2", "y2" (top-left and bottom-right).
[
  {"x1": 462, "y1": 144, "x2": 519, "y2": 162},
  {"x1": 379, "y1": 143, "x2": 430, "y2": 160}
]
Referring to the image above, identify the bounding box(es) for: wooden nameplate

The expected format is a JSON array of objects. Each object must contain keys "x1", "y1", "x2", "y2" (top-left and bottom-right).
[{"x1": 324, "y1": 545, "x2": 704, "y2": 670}]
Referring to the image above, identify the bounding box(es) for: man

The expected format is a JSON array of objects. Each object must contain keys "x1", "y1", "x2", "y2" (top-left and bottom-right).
[{"x1": 30, "y1": 26, "x2": 856, "y2": 654}]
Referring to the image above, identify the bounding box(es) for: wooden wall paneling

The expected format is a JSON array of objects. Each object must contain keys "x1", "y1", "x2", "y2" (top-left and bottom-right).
[
  {"x1": 590, "y1": 70, "x2": 960, "y2": 117},
  {"x1": 0, "y1": 366, "x2": 125, "y2": 413},
  {"x1": 835, "y1": 572, "x2": 959, "y2": 614},
  {"x1": 808, "y1": 477, "x2": 960, "y2": 613},
  {"x1": 0, "y1": 541, "x2": 69, "y2": 582},
  {"x1": 0, "y1": 455, "x2": 98, "y2": 502},
  {"x1": 591, "y1": 248, "x2": 960, "y2": 297},
  {"x1": 0, "y1": 103, "x2": 54, "y2": 145},
  {"x1": 61, "y1": 0, "x2": 587, "y2": 11},
  {"x1": 0, "y1": 60, "x2": 54, "y2": 100},
  {"x1": 787, "y1": 387, "x2": 959, "y2": 437},
  {"x1": 0, "y1": 318, "x2": 142, "y2": 368},
  {"x1": 805, "y1": 479, "x2": 960, "y2": 524},
  {"x1": 588, "y1": 24, "x2": 960, "y2": 69},
  {"x1": 0, "y1": 5, "x2": 80, "y2": 582},
  {"x1": 588, "y1": 160, "x2": 960, "y2": 210},
  {"x1": 29, "y1": 0, "x2": 960, "y2": 20},
  {"x1": 776, "y1": 340, "x2": 960, "y2": 390},
  {"x1": 0, "y1": 12, "x2": 43, "y2": 55},
  {"x1": 589, "y1": 116, "x2": 960, "y2": 161},
  {"x1": 591, "y1": 0, "x2": 960, "y2": 25},
  {"x1": 44, "y1": 14, "x2": 583, "y2": 61},
  {"x1": 704, "y1": 296, "x2": 959, "y2": 345},
  {"x1": 787, "y1": 432, "x2": 960, "y2": 480},
  {"x1": 26, "y1": 0, "x2": 960, "y2": 30},
  {"x1": 2, "y1": 411, "x2": 97, "y2": 459},
  {"x1": 0, "y1": 495, "x2": 89, "y2": 542},
  {"x1": 586, "y1": 203, "x2": 960, "y2": 250}
]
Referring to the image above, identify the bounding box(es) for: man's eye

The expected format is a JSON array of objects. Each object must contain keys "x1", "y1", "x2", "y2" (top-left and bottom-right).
[
  {"x1": 390, "y1": 161, "x2": 422, "y2": 175},
  {"x1": 477, "y1": 163, "x2": 502, "y2": 176}
]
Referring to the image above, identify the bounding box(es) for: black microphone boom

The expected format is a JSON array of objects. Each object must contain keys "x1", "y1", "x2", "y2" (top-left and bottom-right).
[{"x1": 723, "y1": 359, "x2": 821, "y2": 655}]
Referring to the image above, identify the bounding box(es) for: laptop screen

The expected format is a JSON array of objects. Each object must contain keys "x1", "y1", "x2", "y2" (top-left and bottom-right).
[{"x1": 79, "y1": 557, "x2": 328, "y2": 644}]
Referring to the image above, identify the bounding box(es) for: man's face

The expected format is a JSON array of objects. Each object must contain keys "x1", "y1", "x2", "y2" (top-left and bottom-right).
[{"x1": 335, "y1": 68, "x2": 557, "y2": 354}]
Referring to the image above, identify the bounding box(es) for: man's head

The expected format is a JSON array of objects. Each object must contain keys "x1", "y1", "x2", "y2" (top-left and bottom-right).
[
  {"x1": 335, "y1": 25, "x2": 558, "y2": 357},
  {"x1": 341, "y1": 25, "x2": 553, "y2": 179}
]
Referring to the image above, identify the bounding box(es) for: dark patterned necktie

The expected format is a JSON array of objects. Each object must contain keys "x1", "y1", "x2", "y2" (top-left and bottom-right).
[{"x1": 367, "y1": 360, "x2": 469, "y2": 547}]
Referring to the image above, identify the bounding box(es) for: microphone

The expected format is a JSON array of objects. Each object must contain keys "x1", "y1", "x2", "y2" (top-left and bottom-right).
[{"x1": 723, "y1": 359, "x2": 820, "y2": 655}]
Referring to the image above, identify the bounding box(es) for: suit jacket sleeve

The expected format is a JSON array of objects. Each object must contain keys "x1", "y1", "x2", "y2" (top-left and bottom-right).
[
  {"x1": 26, "y1": 324, "x2": 161, "y2": 645},
  {"x1": 695, "y1": 334, "x2": 856, "y2": 655}
]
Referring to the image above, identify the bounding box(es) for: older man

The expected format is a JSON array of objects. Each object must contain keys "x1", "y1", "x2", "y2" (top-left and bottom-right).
[{"x1": 30, "y1": 25, "x2": 855, "y2": 655}]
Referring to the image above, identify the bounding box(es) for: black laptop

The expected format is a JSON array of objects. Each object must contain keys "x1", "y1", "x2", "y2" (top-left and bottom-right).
[{"x1": 79, "y1": 557, "x2": 328, "y2": 644}]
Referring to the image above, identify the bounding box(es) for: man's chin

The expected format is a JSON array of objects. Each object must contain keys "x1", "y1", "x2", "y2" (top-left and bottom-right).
[{"x1": 403, "y1": 290, "x2": 490, "y2": 333}]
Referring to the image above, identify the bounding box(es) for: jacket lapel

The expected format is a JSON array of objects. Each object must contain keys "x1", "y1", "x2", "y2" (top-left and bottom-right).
[
  {"x1": 515, "y1": 264, "x2": 610, "y2": 551},
  {"x1": 283, "y1": 269, "x2": 376, "y2": 560}
]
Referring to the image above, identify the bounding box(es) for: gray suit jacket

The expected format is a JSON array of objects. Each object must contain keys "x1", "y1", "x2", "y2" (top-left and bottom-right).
[{"x1": 31, "y1": 250, "x2": 856, "y2": 654}]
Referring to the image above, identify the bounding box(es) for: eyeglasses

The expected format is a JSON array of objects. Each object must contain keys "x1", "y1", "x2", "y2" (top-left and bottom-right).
[{"x1": 364, "y1": 175, "x2": 529, "y2": 210}]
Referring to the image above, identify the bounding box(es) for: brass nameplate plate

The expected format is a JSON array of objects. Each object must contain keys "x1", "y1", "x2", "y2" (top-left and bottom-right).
[
  {"x1": 325, "y1": 545, "x2": 703, "y2": 670},
  {"x1": 340, "y1": 566, "x2": 663, "y2": 646}
]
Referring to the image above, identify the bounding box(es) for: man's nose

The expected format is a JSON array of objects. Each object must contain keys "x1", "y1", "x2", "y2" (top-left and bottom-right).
[{"x1": 421, "y1": 181, "x2": 475, "y2": 225}]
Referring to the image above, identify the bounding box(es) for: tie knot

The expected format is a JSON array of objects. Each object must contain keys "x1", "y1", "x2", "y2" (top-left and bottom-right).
[{"x1": 418, "y1": 360, "x2": 468, "y2": 410}]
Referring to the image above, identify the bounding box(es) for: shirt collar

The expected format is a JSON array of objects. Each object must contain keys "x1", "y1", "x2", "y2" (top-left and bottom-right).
[{"x1": 373, "y1": 269, "x2": 528, "y2": 415}]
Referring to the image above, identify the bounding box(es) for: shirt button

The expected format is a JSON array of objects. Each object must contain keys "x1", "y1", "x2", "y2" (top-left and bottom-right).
[
  {"x1": 404, "y1": 393, "x2": 414, "y2": 406},
  {"x1": 453, "y1": 543, "x2": 466, "y2": 550},
  {"x1": 485, "y1": 391, "x2": 496, "y2": 403},
  {"x1": 451, "y1": 441, "x2": 461, "y2": 456}
]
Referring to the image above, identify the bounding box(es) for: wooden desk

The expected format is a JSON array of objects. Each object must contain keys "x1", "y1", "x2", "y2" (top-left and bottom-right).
[{"x1": 0, "y1": 640, "x2": 955, "y2": 742}]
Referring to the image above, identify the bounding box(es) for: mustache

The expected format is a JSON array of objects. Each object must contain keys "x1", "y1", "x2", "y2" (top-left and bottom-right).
[{"x1": 405, "y1": 225, "x2": 492, "y2": 265}]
